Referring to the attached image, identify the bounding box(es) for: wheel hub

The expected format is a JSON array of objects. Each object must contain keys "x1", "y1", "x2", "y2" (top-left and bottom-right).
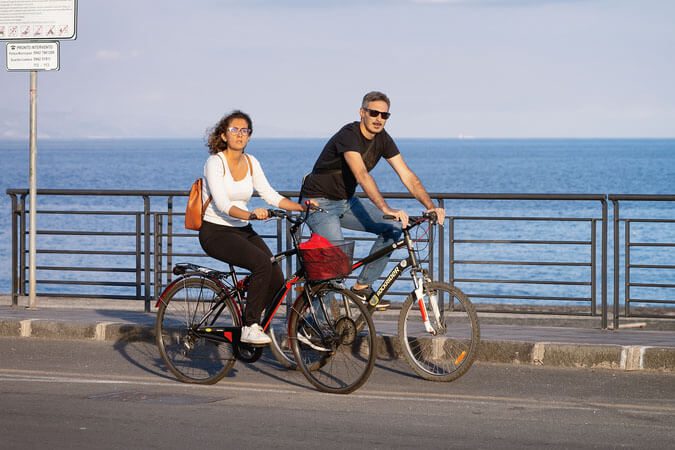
[{"x1": 335, "y1": 317, "x2": 357, "y2": 346}]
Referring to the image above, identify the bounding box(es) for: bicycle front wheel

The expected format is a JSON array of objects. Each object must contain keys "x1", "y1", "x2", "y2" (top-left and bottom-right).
[
  {"x1": 289, "y1": 286, "x2": 376, "y2": 394},
  {"x1": 398, "y1": 282, "x2": 480, "y2": 382},
  {"x1": 268, "y1": 319, "x2": 296, "y2": 370},
  {"x1": 156, "y1": 276, "x2": 239, "y2": 384}
]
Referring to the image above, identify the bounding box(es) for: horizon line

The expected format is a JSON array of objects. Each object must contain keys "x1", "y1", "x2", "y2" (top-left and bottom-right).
[{"x1": 2, "y1": 136, "x2": 675, "y2": 141}]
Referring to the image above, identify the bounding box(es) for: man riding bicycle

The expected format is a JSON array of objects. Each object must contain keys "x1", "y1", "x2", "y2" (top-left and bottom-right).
[{"x1": 300, "y1": 91, "x2": 445, "y2": 308}]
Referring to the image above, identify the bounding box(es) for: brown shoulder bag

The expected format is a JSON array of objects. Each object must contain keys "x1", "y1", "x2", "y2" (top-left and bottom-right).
[{"x1": 184, "y1": 154, "x2": 252, "y2": 230}]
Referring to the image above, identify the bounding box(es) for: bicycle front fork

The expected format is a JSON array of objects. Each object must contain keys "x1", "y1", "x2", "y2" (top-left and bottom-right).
[{"x1": 413, "y1": 272, "x2": 439, "y2": 335}]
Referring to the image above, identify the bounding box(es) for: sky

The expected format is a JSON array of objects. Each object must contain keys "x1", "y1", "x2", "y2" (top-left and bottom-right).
[{"x1": 1, "y1": 0, "x2": 674, "y2": 139}]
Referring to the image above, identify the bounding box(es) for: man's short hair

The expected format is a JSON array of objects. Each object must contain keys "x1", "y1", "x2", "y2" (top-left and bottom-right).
[{"x1": 361, "y1": 91, "x2": 391, "y2": 109}]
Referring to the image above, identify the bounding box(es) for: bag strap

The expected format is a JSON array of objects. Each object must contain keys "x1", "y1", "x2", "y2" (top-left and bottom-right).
[
  {"x1": 202, "y1": 153, "x2": 228, "y2": 213},
  {"x1": 202, "y1": 186, "x2": 212, "y2": 213},
  {"x1": 244, "y1": 153, "x2": 253, "y2": 176}
]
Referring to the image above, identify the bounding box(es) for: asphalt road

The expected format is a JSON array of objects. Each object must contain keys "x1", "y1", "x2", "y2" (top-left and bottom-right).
[{"x1": 1, "y1": 337, "x2": 674, "y2": 449}]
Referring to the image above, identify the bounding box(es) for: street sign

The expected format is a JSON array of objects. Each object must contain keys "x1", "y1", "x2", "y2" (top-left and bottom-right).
[
  {"x1": 1, "y1": 0, "x2": 78, "y2": 309},
  {"x1": 0, "y1": 0, "x2": 77, "y2": 40},
  {"x1": 6, "y1": 41, "x2": 59, "y2": 71}
]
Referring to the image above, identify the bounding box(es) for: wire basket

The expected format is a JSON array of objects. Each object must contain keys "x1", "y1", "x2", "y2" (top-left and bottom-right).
[{"x1": 299, "y1": 241, "x2": 354, "y2": 282}]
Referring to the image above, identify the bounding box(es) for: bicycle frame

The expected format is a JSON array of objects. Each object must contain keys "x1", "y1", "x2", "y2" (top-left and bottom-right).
[
  {"x1": 160, "y1": 250, "x2": 306, "y2": 347},
  {"x1": 348, "y1": 217, "x2": 435, "y2": 322}
]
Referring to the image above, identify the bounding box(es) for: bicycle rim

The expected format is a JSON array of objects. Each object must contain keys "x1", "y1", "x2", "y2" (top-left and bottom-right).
[
  {"x1": 268, "y1": 319, "x2": 297, "y2": 370},
  {"x1": 156, "y1": 276, "x2": 238, "y2": 384},
  {"x1": 290, "y1": 286, "x2": 376, "y2": 394},
  {"x1": 398, "y1": 282, "x2": 480, "y2": 382}
]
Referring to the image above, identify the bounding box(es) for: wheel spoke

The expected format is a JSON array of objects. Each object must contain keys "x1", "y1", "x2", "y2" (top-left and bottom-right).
[
  {"x1": 290, "y1": 287, "x2": 376, "y2": 394},
  {"x1": 156, "y1": 277, "x2": 239, "y2": 384},
  {"x1": 398, "y1": 282, "x2": 480, "y2": 382}
]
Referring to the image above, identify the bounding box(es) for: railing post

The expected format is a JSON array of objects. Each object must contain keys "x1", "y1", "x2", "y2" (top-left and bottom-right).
[
  {"x1": 625, "y1": 220, "x2": 630, "y2": 317},
  {"x1": 602, "y1": 198, "x2": 609, "y2": 329},
  {"x1": 591, "y1": 219, "x2": 596, "y2": 316},
  {"x1": 284, "y1": 219, "x2": 294, "y2": 314},
  {"x1": 143, "y1": 196, "x2": 151, "y2": 312},
  {"x1": 438, "y1": 199, "x2": 445, "y2": 287},
  {"x1": 448, "y1": 216, "x2": 455, "y2": 289},
  {"x1": 611, "y1": 199, "x2": 618, "y2": 330},
  {"x1": 10, "y1": 194, "x2": 19, "y2": 307},
  {"x1": 276, "y1": 214, "x2": 283, "y2": 255},
  {"x1": 19, "y1": 194, "x2": 27, "y2": 295},
  {"x1": 167, "y1": 196, "x2": 173, "y2": 284},
  {"x1": 135, "y1": 212, "x2": 142, "y2": 301},
  {"x1": 154, "y1": 213, "x2": 163, "y2": 297}
]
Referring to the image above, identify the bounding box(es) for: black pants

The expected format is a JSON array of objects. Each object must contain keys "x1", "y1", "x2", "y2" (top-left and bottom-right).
[{"x1": 199, "y1": 221, "x2": 284, "y2": 326}]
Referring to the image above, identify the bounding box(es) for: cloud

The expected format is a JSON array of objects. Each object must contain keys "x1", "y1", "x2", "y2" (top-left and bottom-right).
[
  {"x1": 2, "y1": 129, "x2": 20, "y2": 138},
  {"x1": 94, "y1": 49, "x2": 140, "y2": 61},
  {"x1": 411, "y1": 0, "x2": 584, "y2": 5},
  {"x1": 95, "y1": 50, "x2": 122, "y2": 61}
]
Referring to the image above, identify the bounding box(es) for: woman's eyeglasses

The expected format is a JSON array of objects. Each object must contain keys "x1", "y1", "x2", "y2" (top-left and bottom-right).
[
  {"x1": 227, "y1": 127, "x2": 252, "y2": 136},
  {"x1": 364, "y1": 108, "x2": 391, "y2": 120}
]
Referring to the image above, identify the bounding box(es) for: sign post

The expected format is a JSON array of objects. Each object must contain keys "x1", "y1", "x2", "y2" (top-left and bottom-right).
[
  {"x1": 1, "y1": 0, "x2": 77, "y2": 309},
  {"x1": 28, "y1": 70, "x2": 37, "y2": 307}
]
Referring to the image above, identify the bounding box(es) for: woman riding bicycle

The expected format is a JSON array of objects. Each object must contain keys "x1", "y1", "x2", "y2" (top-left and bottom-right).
[{"x1": 199, "y1": 110, "x2": 305, "y2": 345}]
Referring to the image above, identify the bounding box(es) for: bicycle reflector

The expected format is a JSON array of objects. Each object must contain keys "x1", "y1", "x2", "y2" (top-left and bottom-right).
[{"x1": 455, "y1": 351, "x2": 467, "y2": 365}]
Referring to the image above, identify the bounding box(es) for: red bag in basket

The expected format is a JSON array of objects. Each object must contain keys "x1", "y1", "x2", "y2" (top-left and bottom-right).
[{"x1": 298, "y1": 233, "x2": 351, "y2": 281}]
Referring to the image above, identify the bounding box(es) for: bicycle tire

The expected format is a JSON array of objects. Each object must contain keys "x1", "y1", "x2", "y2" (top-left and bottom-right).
[
  {"x1": 156, "y1": 276, "x2": 239, "y2": 384},
  {"x1": 268, "y1": 290, "x2": 328, "y2": 372},
  {"x1": 289, "y1": 286, "x2": 376, "y2": 394},
  {"x1": 398, "y1": 281, "x2": 480, "y2": 382}
]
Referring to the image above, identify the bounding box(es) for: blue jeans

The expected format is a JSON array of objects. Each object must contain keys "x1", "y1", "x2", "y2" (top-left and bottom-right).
[{"x1": 304, "y1": 196, "x2": 403, "y2": 287}]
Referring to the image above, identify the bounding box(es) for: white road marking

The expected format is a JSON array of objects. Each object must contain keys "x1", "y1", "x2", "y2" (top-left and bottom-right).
[{"x1": 1, "y1": 368, "x2": 674, "y2": 416}]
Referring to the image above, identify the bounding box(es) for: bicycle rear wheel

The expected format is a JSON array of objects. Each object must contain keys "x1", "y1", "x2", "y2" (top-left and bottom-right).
[
  {"x1": 398, "y1": 282, "x2": 480, "y2": 382},
  {"x1": 289, "y1": 286, "x2": 376, "y2": 394},
  {"x1": 156, "y1": 276, "x2": 239, "y2": 384}
]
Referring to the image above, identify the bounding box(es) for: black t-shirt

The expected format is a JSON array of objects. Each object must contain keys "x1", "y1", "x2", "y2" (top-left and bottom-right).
[{"x1": 300, "y1": 122, "x2": 400, "y2": 200}]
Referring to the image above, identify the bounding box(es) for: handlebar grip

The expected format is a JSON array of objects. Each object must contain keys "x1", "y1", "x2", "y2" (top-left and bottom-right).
[
  {"x1": 249, "y1": 209, "x2": 286, "y2": 221},
  {"x1": 304, "y1": 201, "x2": 325, "y2": 213},
  {"x1": 425, "y1": 211, "x2": 438, "y2": 223},
  {"x1": 268, "y1": 209, "x2": 286, "y2": 218}
]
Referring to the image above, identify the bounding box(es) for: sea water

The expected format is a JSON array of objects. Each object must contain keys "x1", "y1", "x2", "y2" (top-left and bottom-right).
[{"x1": 1, "y1": 138, "x2": 674, "y2": 304}]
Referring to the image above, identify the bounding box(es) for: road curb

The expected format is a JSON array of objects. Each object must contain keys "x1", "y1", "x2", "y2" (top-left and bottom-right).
[
  {"x1": 1, "y1": 318, "x2": 674, "y2": 372},
  {"x1": 374, "y1": 335, "x2": 675, "y2": 372}
]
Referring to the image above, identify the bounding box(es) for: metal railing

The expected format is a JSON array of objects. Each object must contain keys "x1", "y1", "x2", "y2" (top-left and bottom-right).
[
  {"x1": 6, "y1": 188, "x2": 674, "y2": 327},
  {"x1": 610, "y1": 195, "x2": 675, "y2": 329},
  {"x1": 449, "y1": 216, "x2": 599, "y2": 313}
]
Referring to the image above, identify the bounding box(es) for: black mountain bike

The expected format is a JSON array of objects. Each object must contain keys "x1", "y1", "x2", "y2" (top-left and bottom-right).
[
  {"x1": 318, "y1": 211, "x2": 481, "y2": 382},
  {"x1": 155, "y1": 207, "x2": 377, "y2": 394}
]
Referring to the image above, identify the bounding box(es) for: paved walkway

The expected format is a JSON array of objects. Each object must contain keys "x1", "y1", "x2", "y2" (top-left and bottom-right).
[{"x1": 1, "y1": 296, "x2": 674, "y2": 372}]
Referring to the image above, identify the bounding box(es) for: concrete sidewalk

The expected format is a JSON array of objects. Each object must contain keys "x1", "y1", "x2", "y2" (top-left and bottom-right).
[{"x1": 2, "y1": 295, "x2": 674, "y2": 372}]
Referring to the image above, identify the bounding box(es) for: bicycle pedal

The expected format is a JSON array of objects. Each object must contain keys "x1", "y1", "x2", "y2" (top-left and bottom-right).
[{"x1": 242, "y1": 342, "x2": 269, "y2": 348}]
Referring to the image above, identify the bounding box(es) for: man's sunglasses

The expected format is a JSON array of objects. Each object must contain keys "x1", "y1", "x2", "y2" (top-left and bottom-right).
[{"x1": 364, "y1": 108, "x2": 391, "y2": 120}]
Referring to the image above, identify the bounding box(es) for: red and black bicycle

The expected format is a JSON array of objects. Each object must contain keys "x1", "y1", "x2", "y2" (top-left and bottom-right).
[{"x1": 155, "y1": 207, "x2": 376, "y2": 394}]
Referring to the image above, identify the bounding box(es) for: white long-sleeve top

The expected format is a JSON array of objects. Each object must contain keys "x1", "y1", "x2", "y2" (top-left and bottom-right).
[{"x1": 202, "y1": 152, "x2": 284, "y2": 227}]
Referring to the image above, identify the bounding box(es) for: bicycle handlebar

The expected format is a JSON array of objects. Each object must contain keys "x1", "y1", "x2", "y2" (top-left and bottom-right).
[
  {"x1": 249, "y1": 201, "x2": 324, "y2": 224},
  {"x1": 383, "y1": 211, "x2": 440, "y2": 227}
]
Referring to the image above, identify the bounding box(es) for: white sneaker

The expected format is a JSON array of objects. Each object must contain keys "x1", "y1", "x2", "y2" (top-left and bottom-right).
[
  {"x1": 297, "y1": 326, "x2": 330, "y2": 352},
  {"x1": 296, "y1": 327, "x2": 330, "y2": 352},
  {"x1": 241, "y1": 324, "x2": 271, "y2": 345}
]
